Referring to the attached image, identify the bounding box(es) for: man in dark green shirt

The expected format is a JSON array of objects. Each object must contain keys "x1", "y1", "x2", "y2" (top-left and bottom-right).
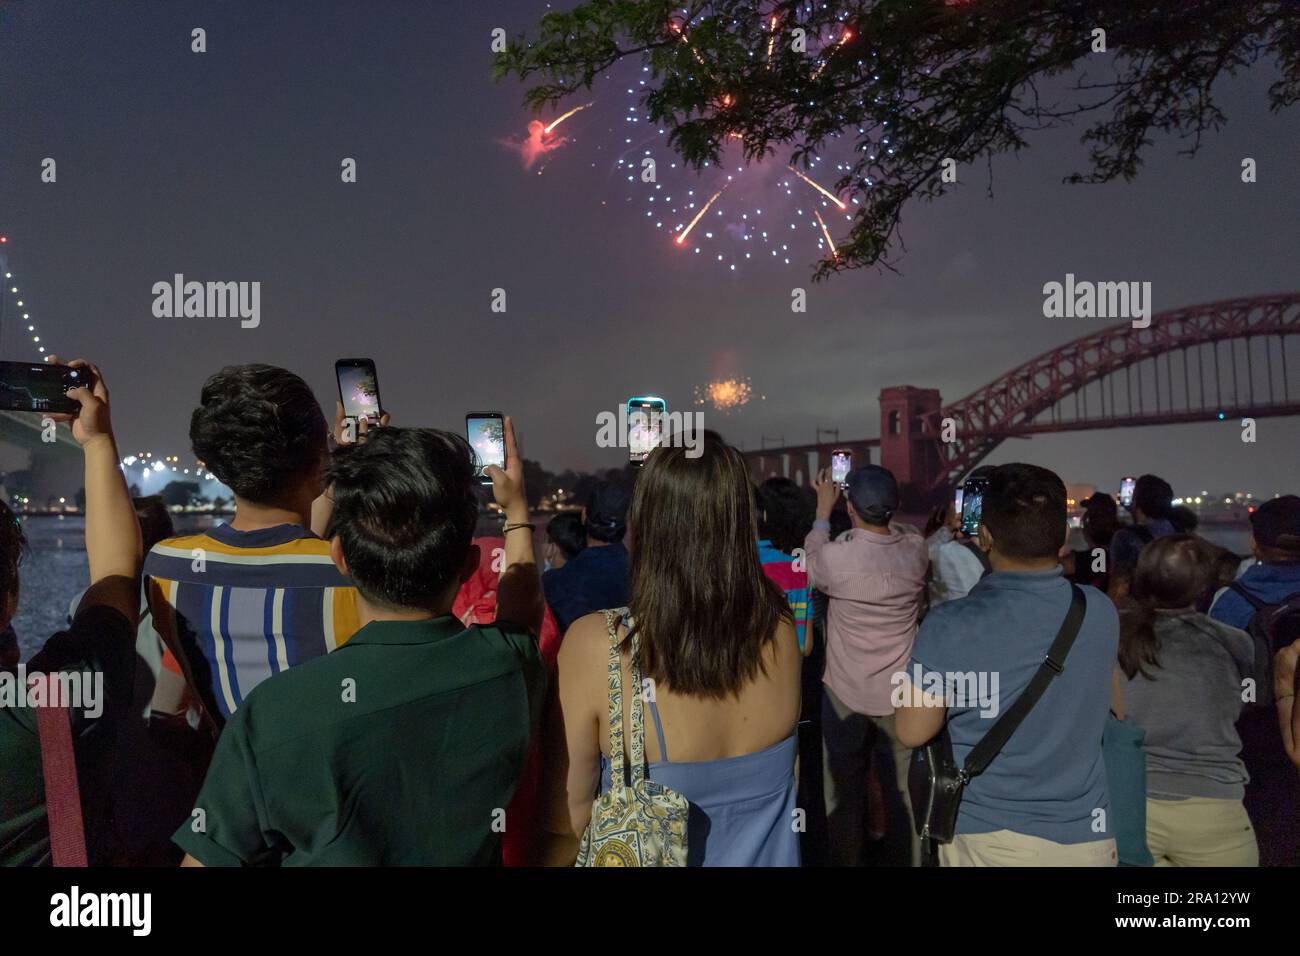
[{"x1": 176, "y1": 419, "x2": 546, "y2": 866}]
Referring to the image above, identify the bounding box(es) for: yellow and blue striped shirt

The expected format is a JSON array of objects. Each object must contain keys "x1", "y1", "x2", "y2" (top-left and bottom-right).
[{"x1": 145, "y1": 522, "x2": 359, "y2": 725}]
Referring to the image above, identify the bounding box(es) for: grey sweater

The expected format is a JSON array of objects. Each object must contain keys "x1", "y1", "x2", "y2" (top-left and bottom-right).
[{"x1": 1123, "y1": 610, "x2": 1255, "y2": 800}]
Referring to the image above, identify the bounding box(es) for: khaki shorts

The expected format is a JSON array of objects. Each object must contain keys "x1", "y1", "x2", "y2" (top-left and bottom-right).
[
  {"x1": 1146, "y1": 797, "x2": 1258, "y2": 867},
  {"x1": 939, "y1": 829, "x2": 1117, "y2": 867}
]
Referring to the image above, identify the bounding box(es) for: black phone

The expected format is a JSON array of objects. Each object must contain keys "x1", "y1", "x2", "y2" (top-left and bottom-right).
[
  {"x1": 335, "y1": 359, "x2": 383, "y2": 423},
  {"x1": 466, "y1": 412, "x2": 505, "y2": 486},
  {"x1": 0, "y1": 361, "x2": 88, "y2": 415},
  {"x1": 960, "y1": 476, "x2": 989, "y2": 536},
  {"x1": 1119, "y1": 476, "x2": 1136, "y2": 509}
]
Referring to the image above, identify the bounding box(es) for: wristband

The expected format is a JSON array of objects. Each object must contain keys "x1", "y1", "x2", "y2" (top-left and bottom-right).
[{"x1": 503, "y1": 522, "x2": 535, "y2": 535}]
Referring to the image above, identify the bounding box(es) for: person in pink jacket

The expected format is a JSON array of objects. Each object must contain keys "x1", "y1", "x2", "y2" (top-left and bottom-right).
[{"x1": 805, "y1": 464, "x2": 928, "y2": 866}]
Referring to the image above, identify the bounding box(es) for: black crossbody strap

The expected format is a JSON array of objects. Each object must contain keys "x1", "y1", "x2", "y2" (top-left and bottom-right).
[
  {"x1": 961, "y1": 584, "x2": 1087, "y2": 780},
  {"x1": 1226, "y1": 581, "x2": 1266, "y2": 612}
]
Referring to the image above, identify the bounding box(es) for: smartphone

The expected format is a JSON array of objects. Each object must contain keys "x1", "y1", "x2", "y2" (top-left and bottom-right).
[
  {"x1": 831, "y1": 449, "x2": 852, "y2": 487},
  {"x1": 627, "y1": 396, "x2": 666, "y2": 465},
  {"x1": 336, "y1": 358, "x2": 383, "y2": 423},
  {"x1": 0, "y1": 361, "x2": 88, "y2": 415},
  {"x1": 466, "y1": 412, "x2": 506, "y2": 486},
  {"x1": 960, "y1": 475, "x2": 989, "y2": 535},
  {"x1": 1119, "y1": 476, "x2": 1137, "y2": 509},
  {"x1": 953, "y1": 485, "x2": 964, "y2": 518}
]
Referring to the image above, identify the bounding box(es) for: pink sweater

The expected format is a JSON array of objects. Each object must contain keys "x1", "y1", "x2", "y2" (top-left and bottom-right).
[{"x1": 804, "y1": 522, "x2": 929, "y2": 717}]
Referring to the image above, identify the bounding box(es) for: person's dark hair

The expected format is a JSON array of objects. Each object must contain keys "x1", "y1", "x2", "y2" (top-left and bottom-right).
[
  {"x1": 1132, "y1": 474, "x2": 1174, "y2": 521},
  {"x1": 1082, "y1": 506, "x2": 1120, "y2": 550},
  {"x1": 546, "y1": 511, "x2": 586, "y2": 561},
  {"x1": 628, "y1": 433, "x2": 792, "y2": 697},
  {"x1": 1250, "y1": 494, "x2": 1300, "y2": 564},
  {"x1": 584, "y1": 481, "x2": 630, "y2": 543},
  {"x1": 1168, "y1": 504, "x2": 1199, "y2": 533},
  {"x1": 133, "y1": 496, "x2": 175, "y2": 553},
  {"x1": 756, "y1": 477, "x2": 813, "y2": 554},
  {"x1": 190, "y1": 364, "x2": 328, "y2": 504},
  {"x1": 325, "y1": 427, "x2": 478, "y2": 611},
  {"x1": 1119, "y1": 534, "x2": 1212, "y2": 678},
  {"x1": 980, "y1": 463, "x2": 1068, "y2": 560},
  {"x1": 0, "y1": 500, "x2": 27, "y2": 609}
]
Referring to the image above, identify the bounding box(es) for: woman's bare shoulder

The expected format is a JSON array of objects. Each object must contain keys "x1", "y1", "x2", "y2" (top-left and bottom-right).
[{"x1": 557, "y1": 611, "x2": 616, "y2": 671}]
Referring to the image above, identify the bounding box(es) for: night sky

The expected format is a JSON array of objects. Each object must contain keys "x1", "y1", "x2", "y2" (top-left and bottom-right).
[{"x1": 1, "y1": 1, "x2": 1297, "y2": 496}]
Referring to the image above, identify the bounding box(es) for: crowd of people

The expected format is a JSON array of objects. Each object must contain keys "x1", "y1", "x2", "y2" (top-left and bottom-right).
[{"x1": 1, "y1": 358, "x2": 1297, "y2": 867}]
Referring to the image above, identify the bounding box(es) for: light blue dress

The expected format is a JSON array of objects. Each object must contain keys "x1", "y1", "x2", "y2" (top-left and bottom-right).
[{"x1": 600, "y1": 696, "x2": 800, "y2": 867}]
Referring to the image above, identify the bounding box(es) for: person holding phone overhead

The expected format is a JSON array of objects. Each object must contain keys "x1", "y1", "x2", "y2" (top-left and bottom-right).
[
  {"x1": 0, "y1": 358, "x2": 144, "y2": 865},
  {"x1": 805, "y1": 463, "x2": 929, "y2": 867},
  {"x1": 176, "y1": 418, "x2": 546, "y2": 866},
  {"x1": 144, "y1": 365, "x2": 387, "y2": 729}
]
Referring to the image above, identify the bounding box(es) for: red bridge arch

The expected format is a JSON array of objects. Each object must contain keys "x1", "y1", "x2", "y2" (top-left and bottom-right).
[{"x1": 744, "y1": 292, "x2": 1300, "y2": 508}]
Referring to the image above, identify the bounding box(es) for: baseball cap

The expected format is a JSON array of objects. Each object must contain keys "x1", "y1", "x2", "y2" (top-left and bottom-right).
[{"x1": 1251, "y1": 495, "x2": 1300, "y2": 555}]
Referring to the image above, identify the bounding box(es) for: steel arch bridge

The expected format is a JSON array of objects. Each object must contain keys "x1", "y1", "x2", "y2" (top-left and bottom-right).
[{"x1": 744, "y1": 292, "x2": 1300, "y2": 505}]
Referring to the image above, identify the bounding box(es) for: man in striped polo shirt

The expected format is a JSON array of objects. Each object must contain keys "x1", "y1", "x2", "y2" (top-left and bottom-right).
[{"x1": 145, "y1": 364, "x2": 367, "y2": 727}]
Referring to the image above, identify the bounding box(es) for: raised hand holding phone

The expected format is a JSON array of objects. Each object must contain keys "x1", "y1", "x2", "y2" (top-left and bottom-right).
[
  {"x1": 43, "y1": 356, "x2": 110, "y2": 448},
  {"x1": 482, "y1": 415, "x2": 526, "y2": 521},
  {"x1": 333, "y1": 400, "x2": 390, "y2": 447},
  {"x1": 482, "y1": 416, "x2": 543, "y2": 635},
  {"x1": 813, "y1": 466, "x2": 842, "y2": 520}
]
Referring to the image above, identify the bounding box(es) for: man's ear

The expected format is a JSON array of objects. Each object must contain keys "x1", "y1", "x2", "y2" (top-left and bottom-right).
[
  {"x1": 977, "y1": 524, "x2": 994, "y2": 554},
  {"x1": 329, "y1": 537, "x2": 349, "y2": 577},
  {"x1": 460, "y1": 543, "x2": 480, "y2": 583}
]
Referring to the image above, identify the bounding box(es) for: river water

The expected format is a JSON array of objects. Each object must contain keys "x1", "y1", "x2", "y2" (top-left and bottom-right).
[{"x1": 11, "y1": 515, "x2": 1254, "y2": 661}]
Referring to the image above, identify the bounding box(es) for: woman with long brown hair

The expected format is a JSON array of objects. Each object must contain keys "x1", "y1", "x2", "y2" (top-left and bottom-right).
[
  {"x1": 539, "y1": 432, "x2": 802, "y2": 865},
  {"x1": 1118, "y1": 534, "x2": 1258, "y2": 866}
]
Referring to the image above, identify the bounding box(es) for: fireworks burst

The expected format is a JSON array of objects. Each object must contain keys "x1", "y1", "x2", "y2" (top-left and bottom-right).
[
  {"x1": 694, "y1": 377, "x2": 760, "y2": 412},
  {"x1": 505, "y1": 102, "x2": 593, "y2": 170},
  {"x1": 613, "y1": 12, "x2": 864, "y2": 272},
  {"x1": 508, "y1": 9, "x2": 879, "y2": 270}
]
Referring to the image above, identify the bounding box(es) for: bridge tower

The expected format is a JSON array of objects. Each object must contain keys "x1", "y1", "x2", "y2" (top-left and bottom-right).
[{"x1": 878, "y1": 385, "x2": 945, "y2": 511}]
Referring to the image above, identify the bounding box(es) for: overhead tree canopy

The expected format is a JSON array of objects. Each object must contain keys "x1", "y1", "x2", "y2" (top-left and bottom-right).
[{"x1": 495, "y1": 0, "x2": 1299, "y2": 278}]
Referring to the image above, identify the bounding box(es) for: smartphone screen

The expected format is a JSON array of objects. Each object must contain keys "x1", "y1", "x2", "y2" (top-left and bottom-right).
[
  {"x1": 1119, "y1": 476, "x2": 1136, "y2": 508},
  {"x1": 627, "y1": 396, "x2": 666, "y2": 464},
  {"x1": 831, "y1": 449, "x2": 852, "y2": 486},
  {"x1": 336, "y1": 359, "x2": 382, "y2": 422},
  {"x1": 953, "y1": 486, "x2": 964, "y2": 518},
  {"x1": 960, "y1": 477, "x2": 989, "y2": 535},
  {"x1": 0, "y1": 361, "x2": 85, "y2": 415},
  {"x1": 466, "y1": 412, "x2": 505, "y2": 484}
]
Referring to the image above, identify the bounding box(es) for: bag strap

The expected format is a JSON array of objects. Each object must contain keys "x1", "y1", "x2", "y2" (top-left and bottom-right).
[
  {"x1": 623, "y1": 613, "x2": 649, "y2": 790},
  {"x1": 962, "y1": 584, "x2": 1087, "y2": 781},
  {"x1": 29, "y1": 673, "x2": 89, "y2": 867},
  {"x1": 602, "y1": 608, "x2": 650, "y2": 790},
  {"x1": 1226, "y1": 581, "x2": 1267, "y2": 613}
]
